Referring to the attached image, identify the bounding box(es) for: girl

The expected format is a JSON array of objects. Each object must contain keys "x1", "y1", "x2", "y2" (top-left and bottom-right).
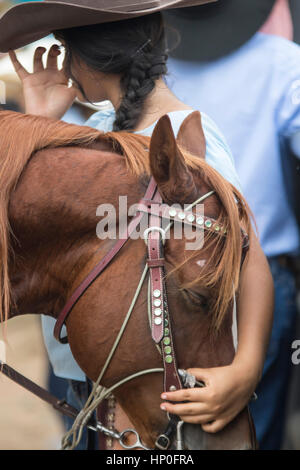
[{"x1": 8, "y1": 12, "x2": 274, "y2": 449}]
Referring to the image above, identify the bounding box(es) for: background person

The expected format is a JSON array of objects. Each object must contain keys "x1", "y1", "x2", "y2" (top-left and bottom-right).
[{"x1": 163, "y1": 0, "x2": 300, "y2": 449}]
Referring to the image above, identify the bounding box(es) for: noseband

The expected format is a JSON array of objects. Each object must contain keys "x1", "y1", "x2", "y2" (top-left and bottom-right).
[{"x1": 54, "y1": 177, "x2": 249, "y2": 450}]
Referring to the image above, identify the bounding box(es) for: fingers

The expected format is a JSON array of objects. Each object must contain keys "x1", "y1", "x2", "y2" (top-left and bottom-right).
[
  {"x1": 161, "y1": 387, "x2": 206, "y2": 403},
  {"x1": 186, "y1": 368, "x2": 209, "y2": 383},
  {"x1": 179, "y1": 415, "x2": 214, "y2": 425},
  {"x1": 201, "y1": 419, "x2": 228, "y2": 433},
  {"x1": 160, "y1": 398, "x2": 229, "y2": 432},
  {"x1": 9, "y1": 45, "x2": 66, "y2": 83},
  {"x1": 160, "y1": 401, "x2": 208, "y2": 416},
  {"x1": 8, "y1": 50, "x2": 30, "y2": 80},
  {"x1": 46, "y1": 44, "x2": 61, "y2": 70},
  {"x1": 160, "y1": 398, "x2": 224, "y2": 428},
  {"x1": 33, "y1": 47, "x2": 47, "y2": 73}
]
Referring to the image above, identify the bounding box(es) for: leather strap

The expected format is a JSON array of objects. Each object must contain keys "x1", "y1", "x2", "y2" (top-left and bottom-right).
[
  {"x1": 0, "y1": 361, "x2": 79, "y2": 420},
  {"x1": 161, "y1": 278, "x2": 182, "y2": 393},
  {"x1": 147, "y1": 258, "x2": 165, "y2": 268},
  {"x1": 147, "y1": 188, "x2": 165, "y2": 344},
  {"x1": 155, "y1": 414, "x2": 179, "y2": 450},
  {"x1": 145, "y1": 189, "x2": 182, "y2": 393}
]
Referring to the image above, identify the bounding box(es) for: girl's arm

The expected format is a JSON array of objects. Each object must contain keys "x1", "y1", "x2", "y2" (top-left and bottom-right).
[
  {"x1": 232, "y1": 226, "x2": 274, "y2": 387},
  {"x1": 159, "y1": 225, "x2": 274, "y2": 433}
]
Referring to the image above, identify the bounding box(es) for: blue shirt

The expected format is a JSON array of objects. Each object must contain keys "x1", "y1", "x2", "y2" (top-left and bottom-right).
[
  {"x1": 42, "y1": 108, "x2": 243, "y2": 381},
  {"x1": 167, "y1": 32, "x2": 300, "y2": 257}
]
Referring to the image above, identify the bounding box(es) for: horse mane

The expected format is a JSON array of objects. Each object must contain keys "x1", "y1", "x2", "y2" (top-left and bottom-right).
[{"x1": 0, "y1": 110, "x2": 252, "y2": 331}]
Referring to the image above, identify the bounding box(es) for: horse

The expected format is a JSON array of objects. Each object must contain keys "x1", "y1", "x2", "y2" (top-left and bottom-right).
[{"x1": 0, "y1": 109, "x2": 256, "y2": 450}]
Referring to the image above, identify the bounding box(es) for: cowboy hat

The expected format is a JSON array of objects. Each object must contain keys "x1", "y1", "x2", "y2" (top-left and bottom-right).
[
  {"x1": 290, "y1": 0, "x2": 300, "y2": 45},
  {"x1": 0, "y1": 0, "x2": 217, "y2": 53},
  {"x1": 163, "y1": 0, "x2": 276, "y2": 61}
]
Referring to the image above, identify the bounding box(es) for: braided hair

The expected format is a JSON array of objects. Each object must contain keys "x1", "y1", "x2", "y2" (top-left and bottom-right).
[{"x1": 54, "y1": 14, "x2": 168, "y2": 132}]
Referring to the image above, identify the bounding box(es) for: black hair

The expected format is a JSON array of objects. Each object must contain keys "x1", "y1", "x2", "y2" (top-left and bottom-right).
[{"x1": 54, "y1": 13, "x2": 168, "y2": 132}]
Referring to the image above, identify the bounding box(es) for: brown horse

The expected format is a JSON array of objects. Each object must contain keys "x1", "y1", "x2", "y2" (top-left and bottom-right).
[{"x1": 0, "y1": 109, "x2": 256, "y2": 449}]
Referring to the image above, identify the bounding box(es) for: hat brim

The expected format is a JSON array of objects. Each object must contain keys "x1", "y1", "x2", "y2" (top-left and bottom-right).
[
  {"x1": 0, "y1": 0, "x2": 216, "y2": 53},
  {"x1": 163, "y1": 0, "x2": 276, "y2": 61}
]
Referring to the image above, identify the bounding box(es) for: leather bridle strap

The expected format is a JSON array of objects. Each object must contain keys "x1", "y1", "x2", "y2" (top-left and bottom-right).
[
  {"x1": 146, "y1": 188, "x2": 182, "y2": 393},
  {"x1": 54, "y1": 177, "x2": 158, "y2": 343},
  {"x1": 0, "y1": 361, "x2": 79, "y2": 420},
  {"x1": 147, "y1": 190, "x2": 165, "y2": 344},
  {"x1": 145, "y1": 187, "x2": 182, "y2": 450}
]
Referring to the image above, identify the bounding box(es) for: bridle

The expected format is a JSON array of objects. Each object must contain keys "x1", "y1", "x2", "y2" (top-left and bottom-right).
[
  {"x1": 0, "y1": 176, "x2": 249, "y2": 450},
  {"x1": 53, "y1": 176, "x2": 249, "y2": 450}
]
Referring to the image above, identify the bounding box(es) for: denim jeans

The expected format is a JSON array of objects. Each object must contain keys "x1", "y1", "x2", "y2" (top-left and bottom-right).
[
  {"x1": 63, "y1": 379, "x2": 99, "y2": 450},
  {"x1": 250, "y1": 257, "x2": 298, "y2": 450}
]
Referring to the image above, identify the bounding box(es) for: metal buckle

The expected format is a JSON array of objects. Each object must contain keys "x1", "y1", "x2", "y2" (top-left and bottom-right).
[
  {"x1": 143, "y1": 226, "x2": 166, "y2": 245},
  {"x1": 155, "y1": 433, "x2": 171, "y2": 450}
]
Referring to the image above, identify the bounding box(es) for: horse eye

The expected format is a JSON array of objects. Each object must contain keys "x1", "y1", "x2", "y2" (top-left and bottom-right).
[{"x1": 183, "y1": 289, "x2": 208, "y2": 308}]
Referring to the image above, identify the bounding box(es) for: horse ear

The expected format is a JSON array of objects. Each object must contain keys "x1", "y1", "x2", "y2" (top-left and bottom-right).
[
  {"x1": 149, "y1": 114, "x2": 198, "y2": 204},
  {"x1": 176, "y1": 111, "x2": 206, "y2": 159}
]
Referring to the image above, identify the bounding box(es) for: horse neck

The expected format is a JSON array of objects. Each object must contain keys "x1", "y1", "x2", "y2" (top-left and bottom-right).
[{"x1": 8, "y1": 143, "x2": 145, "y2": 318}]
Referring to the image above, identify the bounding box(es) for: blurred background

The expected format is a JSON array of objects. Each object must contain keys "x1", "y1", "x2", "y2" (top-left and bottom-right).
[{"x1": 0, "y1": 0, "x2": 300, "y2": 450}]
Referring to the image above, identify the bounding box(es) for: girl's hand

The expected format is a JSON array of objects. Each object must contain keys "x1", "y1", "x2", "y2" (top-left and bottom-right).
[
  {"x1": 160, "y1": 364, "x2": 258, "y2": 433},
  {"x1": 8, "y1": 45, "x2": 78, "y2": 119}
]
